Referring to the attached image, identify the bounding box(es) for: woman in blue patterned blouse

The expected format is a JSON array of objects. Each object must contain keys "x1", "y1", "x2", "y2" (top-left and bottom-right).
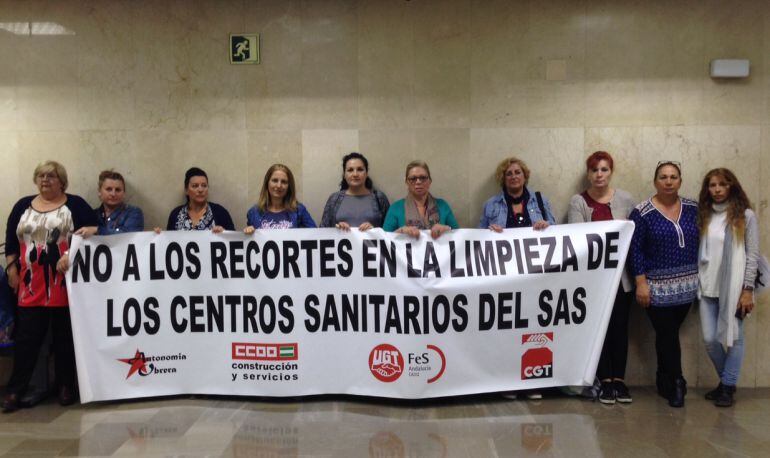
[{"x1": 629, "y1": 161, "x2": 699, "y2": 408}]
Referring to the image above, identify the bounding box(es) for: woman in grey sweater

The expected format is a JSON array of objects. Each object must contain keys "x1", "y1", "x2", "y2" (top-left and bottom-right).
[
  {"x1": 568, "y1": 151, "x2": 637, "y2": 405},
  {"x1": 696, "y1": 168, "x2": 759, "y2": 407}
]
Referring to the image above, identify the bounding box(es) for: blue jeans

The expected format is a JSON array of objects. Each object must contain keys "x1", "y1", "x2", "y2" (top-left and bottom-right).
[{"x1": 699, "y1": 296, "x2": 744, "y2": 386}]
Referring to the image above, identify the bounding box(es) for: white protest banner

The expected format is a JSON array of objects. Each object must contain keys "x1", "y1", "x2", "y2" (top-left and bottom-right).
[{"x1": 66, "y1": 222, "x2": 633, "y2": 403}]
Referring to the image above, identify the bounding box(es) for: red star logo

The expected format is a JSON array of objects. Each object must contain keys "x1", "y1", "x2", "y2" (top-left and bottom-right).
[{"x1": 118, "y1": 349, "x2": 148, "y2": 379}]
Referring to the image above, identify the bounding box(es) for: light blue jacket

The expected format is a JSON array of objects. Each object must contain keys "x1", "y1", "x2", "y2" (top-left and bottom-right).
[{"x1": 478, "y1": 189, "x2": 556, "y2": 228}]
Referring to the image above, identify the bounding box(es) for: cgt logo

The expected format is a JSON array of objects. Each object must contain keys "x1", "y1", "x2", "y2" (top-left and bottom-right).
[
  {"x1": 369, "y1": 344, "x2": 404, "y2": 383},
  {"x1": 232, "y1": 343, "x2": 298, "y2": 361},
  {"x1": 521, "y1": 333, "x2": 553, "y2": 380}
]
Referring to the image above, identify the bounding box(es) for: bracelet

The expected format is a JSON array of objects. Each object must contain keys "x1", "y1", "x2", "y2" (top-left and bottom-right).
[{"x1": 743, "y1": 285, "x2": 755, "y2": 292}]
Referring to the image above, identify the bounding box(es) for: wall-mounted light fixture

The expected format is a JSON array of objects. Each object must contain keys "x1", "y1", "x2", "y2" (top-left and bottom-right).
[{"x1": 710, "y1": 59, "x2": 750, "y2": 78}]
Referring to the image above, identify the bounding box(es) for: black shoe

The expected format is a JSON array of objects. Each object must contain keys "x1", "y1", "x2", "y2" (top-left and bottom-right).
[
  {"x1": 613, "y1": 380, "x2": 633, "y2": 403},
  {"x1": 668, "y1": 376, "x2": 686, "y2": 408},
  {"x1": 714, "y1": 384, "x2": 735, "y2": 407},
  {"x1": 705, "y1": 383, "x2": 724, "y2": 401},
  {"x1": 1, "y1": 394, "x2": 20, "y2": 414},
  {"x1": 58, "y1": 386, "x2": 77, "y2": 407},
  {"x1": 656, "y1": 372, "x2": 671, "y2": 399},
  {"x1": 598, "y1": 381, "x2": 615, "y2": 405}
]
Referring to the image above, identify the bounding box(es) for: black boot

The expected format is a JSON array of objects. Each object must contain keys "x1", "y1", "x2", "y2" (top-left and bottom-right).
[
  {"x1": 705, "y1": 382, "x2": 723, "y2": 400},
  {"x1": 668, "y1": 376, "x2": 686, "y2": 408},
  {"x1": 656, "y1": 372, "x2": 671, "y2": 399},
  {"x1": 714, "y1": 384, "x2": 735, "y2": 407}
]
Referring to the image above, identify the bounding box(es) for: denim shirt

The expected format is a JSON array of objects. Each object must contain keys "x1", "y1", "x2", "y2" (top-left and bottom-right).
[
  {"x1": 478, "y1": 189, "x2": 556, "y2": 228},
  {"x1": 96, "y1": 204, "x2": 144, "y2": 235}
]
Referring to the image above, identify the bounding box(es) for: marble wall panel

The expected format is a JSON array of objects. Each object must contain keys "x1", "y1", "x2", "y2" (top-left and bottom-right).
[
  {"x1": 756, "y1": 125, "x2": 770, "y2": 386},
  {"x1": 413, "y1": 0, "x2": 471, "y2": 128},
  {"x1": 700, "y1": 0, "x2": 764, "y2": 126},
  {"x1": 78, "y1": 131, "x2": 138, "y2": 207},
  {"x1": 75, "y1": 0, "x2": 136, "y2": 130},
  {"x1": 16, "y1": 132, "x2": 81, "y2": 195},
  {"x1": 413, "y1": 129, "x2": 470, "y2": 226},
  {"x1": 133, "y1": 130, "x2": 248, "y2": 230},
  {"x1": 299, "y1": 0, "x2": 359, "y2": 129},
  {"x1": 300, "y1": 129, "x2": 359, "y2": 222},
  {"x1": 357, "y1": 1, "x2": 415, "y2": 130},
  {"x1": 247, "y1": 130, "x2": 303, "y2": 213},
  {"x1": 583, "y1": 127, "x2": 645, "y2": 201},
  {"x1": 0, "y1": 24, "x2": 19, "y2": 131},
  {"x1": 469, "y1": 128, "x2": 584, "y2": 225},
  {"x1": 0, "y1": 133, "x2": 20, "y2": 247},
  {"x1": 133, "y1": 0, "x2": 245, "y2": 131},
  {"x1": 244, "y1": 0, "x2": 303, "y2": 130},
  {"x1": 585, "y1": 0, "x2": 705, "y2": 127},
  {"x1": 469, "y1": 0, "x2": 530, "y2": 128},
  {"x1": 357, "y1": 129, "x2": 417, "y2": 204},
  {"x1": 526, "y1": 0, "x2": 587, "y2": 127}
]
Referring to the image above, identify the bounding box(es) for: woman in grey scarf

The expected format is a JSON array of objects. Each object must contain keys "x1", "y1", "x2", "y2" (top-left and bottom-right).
[{"x1": 697, "y1": 168, "x2": 759, "y2": 407}]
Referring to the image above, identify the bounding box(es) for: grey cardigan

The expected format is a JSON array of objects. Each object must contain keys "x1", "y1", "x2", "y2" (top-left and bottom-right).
[{"x1": 568, "y1": 188, "x2": 637, "y2": 292}]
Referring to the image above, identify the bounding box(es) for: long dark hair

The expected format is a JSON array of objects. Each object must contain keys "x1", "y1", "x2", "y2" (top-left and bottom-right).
[
  {"x1": 184, "y1": 167, "x2": 208, "y2": 202},
  {"x1": 697, "y1": 168, "x2": 752, "y2": 240},
  {"x1": 339, "y1": 152, "x2": 373, "y2": 190}
]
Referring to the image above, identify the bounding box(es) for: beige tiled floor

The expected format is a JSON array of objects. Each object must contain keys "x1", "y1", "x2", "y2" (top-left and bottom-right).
[{"x1": 0, "y1": 388, "x2": 768, "y2": 457}]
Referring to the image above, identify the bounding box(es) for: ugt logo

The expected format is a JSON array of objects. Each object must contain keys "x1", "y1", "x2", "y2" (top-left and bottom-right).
[
  {"x1": 369, "y1": 344, "x2": 404, "y2": 383},
  {"x1": 118, "y1": 349, "x2": 152, "y2": 379},
  {"x1": 521, "y1": 333, "x2": 553, "y2": 380}
]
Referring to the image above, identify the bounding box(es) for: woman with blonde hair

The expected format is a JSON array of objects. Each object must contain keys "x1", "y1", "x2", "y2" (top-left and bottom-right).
[
  {"x1": 2, "y1": 161, "x2": 97, "y2": 412},
  {"x1": 479, "y1": 156, "x2": 555, "y2": 231},
  {"x1": 697, "y1": 168, "x2": 759, "y2": 407},
  {"x1": 245, "y1": 164, "x2": 316, "y2": 232},
  {"x1": 382, "y1": 160, "x2": 458, "y2": 239}
]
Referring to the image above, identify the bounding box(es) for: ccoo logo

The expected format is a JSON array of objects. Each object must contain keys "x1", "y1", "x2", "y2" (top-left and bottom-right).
[{"x1": 369, "y1": 344, "x2": 404, "y2": 383}]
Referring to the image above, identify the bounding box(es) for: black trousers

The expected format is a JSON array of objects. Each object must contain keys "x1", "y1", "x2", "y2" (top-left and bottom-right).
[
  {"x1": 646, "y1": 303, "x2": 691, "y2": 378},
  {"x1": 597, "y1": 290, "x2": 632, "y2": 380},
  {"x1": 6, "y1": 307, "x2": 76, "y2": 395}
]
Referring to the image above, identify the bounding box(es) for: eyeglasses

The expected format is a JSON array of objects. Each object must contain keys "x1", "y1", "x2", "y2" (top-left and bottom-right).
[
  {"x1": 407, "y1": 175, "x2": 430, "y2": 184},
  {"x1": 36, "y1": 172, "x2": 59, "y2": 181},
  {"x1": 656, "y1": 161, "x2": 681, "y2": 168}
]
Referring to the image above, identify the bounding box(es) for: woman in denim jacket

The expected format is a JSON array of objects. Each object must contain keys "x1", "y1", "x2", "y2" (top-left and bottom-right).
[{"x1": 479, "y1": 157, "x2": 556, "y2": 232}]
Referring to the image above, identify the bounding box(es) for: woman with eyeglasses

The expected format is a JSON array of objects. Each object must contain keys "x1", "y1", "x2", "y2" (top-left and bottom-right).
[
  {"x1": 479, "y1": 157, "x2": 555, "y2": 232},
  {"x1": 629, "y1": 161, "x2": 699, "y2": 408},
  {"x1": 164, "y1": 167, "x2": 234, "y2": 232},
  {"x1": 696, "y1": 168, "x2": 759, "y2": 407},
  {"x1": 2, "y1": 161, "x2": 98, "y2": 413},
  {"x1": 383, "y1": 160, "x2": 458, "y2": 239},
  {"x1": 244, "y1": 164, "x2": 316, "y2": 232},
  {"x1": 320, "y1": 152, "x2": 390, "y2": 231},
  {"x1": 568, "y1": 151, "x2": 637, "y2": 405},
  {"x1": 95, "y1": 170, "x2": 144, "y2": 235}
]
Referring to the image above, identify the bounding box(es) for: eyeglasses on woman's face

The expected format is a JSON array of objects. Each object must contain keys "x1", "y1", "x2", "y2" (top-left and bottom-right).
[{"x1": 407, "y1": 175, "x2": 430, "y2": 184}]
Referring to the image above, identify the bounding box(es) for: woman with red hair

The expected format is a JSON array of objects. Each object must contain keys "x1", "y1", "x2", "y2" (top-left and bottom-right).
[{"x1": 568, "y1": 151, "x2": 637, "y2": 405}]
